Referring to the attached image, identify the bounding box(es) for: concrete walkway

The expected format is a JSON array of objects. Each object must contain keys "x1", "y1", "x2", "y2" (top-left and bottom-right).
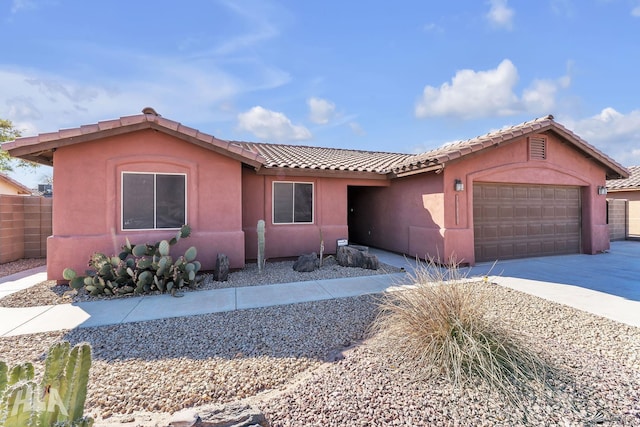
[{"x1": 1, "y1": 242, "x2": 639, "y2": 337}]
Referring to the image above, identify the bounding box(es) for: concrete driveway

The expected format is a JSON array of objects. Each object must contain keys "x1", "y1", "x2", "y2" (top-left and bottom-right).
[{"x1": 468, "y1": 240, "x2": 640, "y2": 302}]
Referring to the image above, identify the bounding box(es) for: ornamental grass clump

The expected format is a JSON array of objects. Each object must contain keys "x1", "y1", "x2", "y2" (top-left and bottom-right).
[{"x1": 369, "y1": 260, "x2": 555, "y2": 407}]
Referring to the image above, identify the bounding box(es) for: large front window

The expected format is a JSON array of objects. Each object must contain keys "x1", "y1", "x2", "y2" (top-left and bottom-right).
[
  {"x1": 122, "y1": 172, "x2": 186, "y2": 230},
  {"x1": 273, "y1": 182, "x2": 313, "y2": 224}
]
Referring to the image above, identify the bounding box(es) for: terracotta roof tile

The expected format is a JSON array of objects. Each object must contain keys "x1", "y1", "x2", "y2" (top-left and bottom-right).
[
  {"x1": 3, "y1": 110, "x2": 628, "y2": 180},
  {"x1": 607, "y1": 166, "x2": 640, "y2": 190},
  {"x1": 391, "y1": 115, "x2": 628, "y2": 179},
  {"x1": 232, "y1": 141, "x2": 411, "y2": 174}
]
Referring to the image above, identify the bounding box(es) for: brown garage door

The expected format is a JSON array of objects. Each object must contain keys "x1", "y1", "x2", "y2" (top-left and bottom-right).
[{"x1": 473, "y1": 183, "x2": 581, "y2": 262}]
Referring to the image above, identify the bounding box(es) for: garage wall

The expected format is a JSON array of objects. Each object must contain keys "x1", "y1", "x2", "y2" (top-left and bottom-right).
[{"x1": 443, "y1": 131, "x2": 610, "y2": 263}]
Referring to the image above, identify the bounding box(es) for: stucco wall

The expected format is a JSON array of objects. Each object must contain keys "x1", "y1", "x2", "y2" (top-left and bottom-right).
[
  {"x1": 242, "y1": 169, "x2": 387, "y2": 261},
  {"x1": 0, "y1": 180, "x2": 26, "y2": 195},
  {"x1": 348, "y1": 173, "x2": 445, "y2": 259},
  {"x1": 351, "y1": 132, "x2": 611, "y2": 265},
  {"x1": 48, "y1": 129, "x2": 245, "y2": 280}
]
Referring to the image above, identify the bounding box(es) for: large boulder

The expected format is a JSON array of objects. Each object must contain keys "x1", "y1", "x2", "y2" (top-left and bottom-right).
[
  {"x1": 293, "y1": 252, "x2": 319, "y2": 272},
  {"x1": 336, "y1": 246, "x2": 379, "y2": 270},
  {"x1": 336, "y1": 246, "x2": 364, "y2": 268}
]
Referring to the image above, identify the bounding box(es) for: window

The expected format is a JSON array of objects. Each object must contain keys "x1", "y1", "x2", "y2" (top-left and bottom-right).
[
  {"x1": 273, "y1": 182, "x2": 313, "y2": 224},
  {"x1": 122, "y1": 172, "x2": 186, "y2": 230}
]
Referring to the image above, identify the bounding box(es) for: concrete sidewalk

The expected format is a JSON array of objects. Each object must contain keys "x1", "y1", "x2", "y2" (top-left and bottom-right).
[{"x1": 1, "y1": 242, "x2": 639, "y2": 337}]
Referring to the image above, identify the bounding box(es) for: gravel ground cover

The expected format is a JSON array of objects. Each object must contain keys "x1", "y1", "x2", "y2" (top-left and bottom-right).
[
  {"x1": 0, "y1": 257, "x2": 46, "y2": 278},
  {"x1": 0, "y1": 256, "x2": 402, "y2": 308},
  {"x1": 1, "y1": 258, "x2": 638, "y2": 425}
]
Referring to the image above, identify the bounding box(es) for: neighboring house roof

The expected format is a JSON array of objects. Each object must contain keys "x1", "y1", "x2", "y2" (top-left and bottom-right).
[
  {"x1": 607, "y1": 165, "x2": 640, "y2": 191},
  {"x1": 2, "y1": 110, "x2": 629, "y2": 180},
  {"x1": 0, "y1": 173, "x2": 33, "y2": 195}
]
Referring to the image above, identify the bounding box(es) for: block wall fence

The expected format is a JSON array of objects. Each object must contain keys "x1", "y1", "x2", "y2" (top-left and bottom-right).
[{"x1": 0, "y1": 195, "x2": 52, "y2": 263}]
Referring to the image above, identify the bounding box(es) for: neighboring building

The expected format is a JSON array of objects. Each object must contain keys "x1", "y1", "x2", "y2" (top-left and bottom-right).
[
  {"x1": 0, "y1": 173, "x2": 33, "y2": 195},
  {"x1": 3, "y1": 110, "x2": 628, "y2": 280},
  {"x1": 607, "y1": 165, "x2": 640, "y2": 239}
]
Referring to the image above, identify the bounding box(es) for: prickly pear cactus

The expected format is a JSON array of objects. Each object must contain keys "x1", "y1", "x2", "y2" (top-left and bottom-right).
[{"x1": 64, "y1": 224, "x2": 200, "y2": 296}]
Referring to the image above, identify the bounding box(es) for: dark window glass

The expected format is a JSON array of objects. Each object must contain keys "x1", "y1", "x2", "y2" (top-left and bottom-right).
[
  {"x1": 156, "y1": 174, "x2": 186, "y2": 228},
  {"x1": 294, "y1": 183, "x2": 313, "y2": 222},
  {"x1": 122, "y1": 173, "x2": 186, "y2": 230},
  {"x1": 273, "y1": 182, "x2": 313, "y2": 224},
  {"x1": 123, "y1": 173, "x2": 154, "y2": 229},
  {"x1": 273, "y1": 182, "x2": 294, "y2": 223}
]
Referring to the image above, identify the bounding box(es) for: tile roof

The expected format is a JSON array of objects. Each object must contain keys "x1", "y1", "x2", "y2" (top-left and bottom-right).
[
  {"x1": 2, "y1": 110, "x2": 264, "y2": 169},
  {"x1": 391, "y1": 115, "x2": 628, "y2": 179},
  {"x1": 607, "y1": 165, "x2": 640, "y2": 190},
  {"x1": 232, "y1": 141, "x2": 411, "y2": 174},
  {"x1": 2, "y1": 110, "x2": 629, "y2": 180}
]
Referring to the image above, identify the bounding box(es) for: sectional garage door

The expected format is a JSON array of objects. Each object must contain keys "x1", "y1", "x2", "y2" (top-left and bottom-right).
[{"x1": 473, "y1": 183, "x2": 581, "y2": 262}]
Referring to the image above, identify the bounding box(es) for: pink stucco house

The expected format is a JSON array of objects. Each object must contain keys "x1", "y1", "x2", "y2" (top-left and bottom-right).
[{"x1": 3, "y1": 110, "x2": 628, "y2": 280}]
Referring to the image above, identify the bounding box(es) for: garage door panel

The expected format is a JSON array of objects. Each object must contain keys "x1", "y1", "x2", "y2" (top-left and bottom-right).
[{"x1": 474, "y1": 184, "x2": 581, "y2": 262}]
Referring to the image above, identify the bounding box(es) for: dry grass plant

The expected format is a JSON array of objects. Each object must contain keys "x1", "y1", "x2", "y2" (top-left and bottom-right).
[{"x1": 368, "y1": 259, "x2": 556, "y2": 409}]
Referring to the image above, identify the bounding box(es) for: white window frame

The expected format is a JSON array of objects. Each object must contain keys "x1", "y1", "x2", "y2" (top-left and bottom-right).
[
  {"x1": 272, "y1": 181, "x2": 314, "y2": 225},
  {"x1": 121, "y1": 171, "x2": 187, "y2": 231}
]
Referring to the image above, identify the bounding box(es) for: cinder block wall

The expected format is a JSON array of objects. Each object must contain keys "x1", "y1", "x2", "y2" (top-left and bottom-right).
[
  {"x1": 0, "y1": 195, "x2": 52, "y2": 263},
  {"x1": 607, "y1": 198, "x2": 628, "y2": 241}
]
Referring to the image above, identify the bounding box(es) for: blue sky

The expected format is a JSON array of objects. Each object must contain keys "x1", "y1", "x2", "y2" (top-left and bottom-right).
[{"x1": 2, "y1": 0, "x2": 640, "y2": 187}]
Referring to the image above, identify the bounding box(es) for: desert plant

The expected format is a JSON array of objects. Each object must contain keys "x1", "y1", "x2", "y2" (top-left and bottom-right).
[
  {"x1": 64, "y1": 224, "x2": 201, "y2": 297},
  {"x1": 318, "y1": 227, "x2": 325, "y2": 267},
  {"x1": 257, "y1": 219, "x2": 265, "y2": 273},
  {"x1": 368, "y1": 260, "x2": 555, "y2": 408},
  {"x1": 0, "y1": 342, "x2": 93, "y2": 427}
]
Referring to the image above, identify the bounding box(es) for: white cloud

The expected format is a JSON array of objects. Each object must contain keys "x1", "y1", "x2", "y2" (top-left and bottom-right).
[
  {"x1": 348, "y1": 122, "x2": 366, "y2": 136},
  {"x1": 423, "y1": 23, "x2": 444, "y2": 33},
  {"x1": 632, "y1": 6, "x2": 640, "y2": 17},
  {"x1": 307, "y1": 97, "x2": 336, "y2": 124},
  {"x1": 416, "y1": 59, "x2": 519, "y2": 119},
  {"x1": 569, "y1": 108, "x2": 640, "y2": 166},
  {"x1": 11, "y1": 0, "x2": 37, "y2": 13},
  {"x1": 237, "y1": 106, "x2": 311, "y2": 141},
  {"x1": 0, "y1": 63, "x2": 244, "y2": 136},
  {"x1": 486, "y1": 0, "x2": 515, "y2": 30},
  {"x1": 415, "y1": 59, "x2": 571, "y2": 119}
]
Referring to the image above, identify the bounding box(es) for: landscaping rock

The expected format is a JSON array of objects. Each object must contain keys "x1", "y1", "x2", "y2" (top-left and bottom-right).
[
  {"x1": 214, "y1": 254, "x2": 230, "y2": 281},
  {"x1": 362, "y1": 253, "x2": 379, "y2": 270},
  {"x1": 169, "y1": 409, "x2": 200, "y2": 426},
  {"x1": 293, "y1": 252, "x2": 319, "y2": 272},
  {"x1": 199, "y1": 402, "x2": 268, "y2": 427},
  {"x1": 336, "y1": 246, "x2": 364, "y2": 268},
  {"x1": 336, "y1": 246, "x2": 379, "y2": 270}
]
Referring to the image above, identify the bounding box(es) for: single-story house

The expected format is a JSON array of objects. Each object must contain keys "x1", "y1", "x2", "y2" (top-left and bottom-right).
[
  {"x1": 3, "y1": 109, "x2": 628, "y2": 281},
  {"x1": 606, "y1": 165, "x2": 640, "y2": 238},
  {"x1": 0, "y1": 172, "x2": 33, "y2": 195}
]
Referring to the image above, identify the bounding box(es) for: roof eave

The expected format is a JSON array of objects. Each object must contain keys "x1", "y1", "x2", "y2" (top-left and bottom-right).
[{"x1": 256, "y1": 166, "x2": 390, "y2": 180}]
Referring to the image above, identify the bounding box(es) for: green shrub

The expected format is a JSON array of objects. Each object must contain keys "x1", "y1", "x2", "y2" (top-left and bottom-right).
[
  {"x1": 64, "y1": 224, "x2": 201, "y2": 297},
  {"x1": 0, "y1": 342, "x2": 93, "y2": 427},
  {"x1": 369, "y1": 260, "x2": 555, "y2": 407}
]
